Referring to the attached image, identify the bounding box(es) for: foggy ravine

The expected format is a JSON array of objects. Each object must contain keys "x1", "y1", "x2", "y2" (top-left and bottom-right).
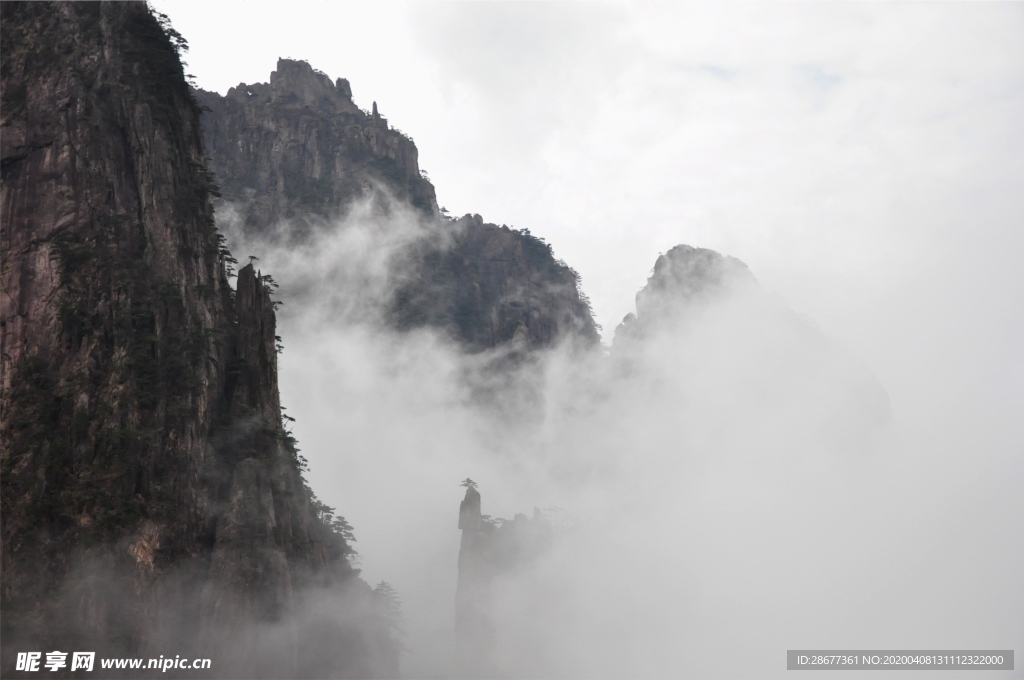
[
  {"x1": 4, "y1": 2, "x2": 1018, "y2": 677},
  {"x1": 217, "y1": 193, "x2": 1017, "y2": 679}
]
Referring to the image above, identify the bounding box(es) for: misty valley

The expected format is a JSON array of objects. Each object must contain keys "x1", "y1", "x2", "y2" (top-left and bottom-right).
[{"x1": 2, "y1": 3, "x2": 1019, "y2": 679}]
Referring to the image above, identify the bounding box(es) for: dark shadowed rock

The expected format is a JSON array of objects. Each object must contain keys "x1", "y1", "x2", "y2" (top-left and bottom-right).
[
  {"x1": 390, "y1": 214, "x2": 600, "y2": 351},
  {"x1": 197, "y1": 61, "x2": 600, "y2": 353},
  {"x1": 1, "y1": 5, "x2": 392, "y2": 677},
  {"x1": 196, "y1": 58, "x2": 438, "y2": 234}
]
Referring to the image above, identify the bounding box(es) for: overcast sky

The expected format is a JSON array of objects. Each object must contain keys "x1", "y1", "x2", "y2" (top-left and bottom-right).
[{"x1": 150, "y1": 3, "x2": 1023, "y2": 673}]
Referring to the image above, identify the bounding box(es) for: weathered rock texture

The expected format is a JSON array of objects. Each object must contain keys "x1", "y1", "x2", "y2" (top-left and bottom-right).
[
  {"x1": 391, "y1": 214, "x2": 599, "y2": 351},
  {"x1": 1, "y1": 4, "x2": 390, "y2": 677},
  {"x1": 196, "y1": 59, "x2": 438, "y2": 234},
  {"x1": 196, "y1": 60, "x2": 600, "y2": 352}
]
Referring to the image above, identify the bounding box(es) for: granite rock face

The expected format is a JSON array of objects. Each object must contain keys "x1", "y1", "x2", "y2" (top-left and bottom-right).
[
  {"x1": 197, "y1": 60, "x2": 600, "y2": 353},
  {"x1": 1, "y1": 4, "x2": 386, "y2": 676},
  {"x1": 391, "y1": 214, "x2": 600, "y2": 351},
  {"x1": 196, "y1": 59, "x2": 438, "y2": 235}
]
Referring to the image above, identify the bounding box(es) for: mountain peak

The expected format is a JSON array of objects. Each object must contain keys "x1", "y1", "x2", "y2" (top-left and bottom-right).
[
  {"x1": 223, "y1": 58, "x2": 360, "y2": 114},
  {"x1": 615, "y1": 244, "x2": 758, "y2": 346}
]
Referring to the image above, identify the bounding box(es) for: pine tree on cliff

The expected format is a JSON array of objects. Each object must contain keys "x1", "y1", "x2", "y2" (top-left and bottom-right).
[{"x1": 0, "y1": 5, "x2": 393, "y2": 676}]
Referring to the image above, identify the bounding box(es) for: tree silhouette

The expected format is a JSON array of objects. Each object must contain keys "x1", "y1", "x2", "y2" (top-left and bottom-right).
[
  {"x1": 329, "y1": 516, "x2": 356, "y2": 544},
  {"x1": 460, "y1": 478, "x2": 478, "y2": 490},
  {"x1": 373, "y1": 581, "x2": 402, "y2": 627},
  {"x1": 373, "y1": 581, "x2": 405, "y2": 660},
  {"x1": 311, "y1": 499, "x2": 357, "y2": 544}
]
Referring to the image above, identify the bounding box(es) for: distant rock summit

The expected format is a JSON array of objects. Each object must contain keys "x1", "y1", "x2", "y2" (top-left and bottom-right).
[
  {"x1": 390, "y1": 214, "x2": 600, "y2": 351},
  {"x1": 196, "y1": 59, "x2": 437, "y2": 233},
  {"x1": 614, "y1": 243, "x2": 891, "y2": 433},
  {"x1": 614, "y1": 244, "x2": 757, "y2": 346},
  {"x1": 196, "y1": 59, "x2": 600, "y2": 352}
]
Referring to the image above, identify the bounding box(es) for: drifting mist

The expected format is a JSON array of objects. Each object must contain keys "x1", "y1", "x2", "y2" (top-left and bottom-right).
[{"x1": 207, "y1": 183, "x2": 1021, "y2": 678}]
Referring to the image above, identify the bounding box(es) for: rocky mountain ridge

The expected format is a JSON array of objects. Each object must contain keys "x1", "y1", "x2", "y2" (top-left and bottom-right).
[
  {"x1": 1, "y1": 6, "x2": 892, "y2": 679},
  {"x1": 195, "y1": 58, "x2": 437, "y2": 235},
  {"x1": 1, "y1": 4, "x2": 392, "y2": 677},
  {"x1": 196, "y1": 59, "x2": 600, "y2": 352}
]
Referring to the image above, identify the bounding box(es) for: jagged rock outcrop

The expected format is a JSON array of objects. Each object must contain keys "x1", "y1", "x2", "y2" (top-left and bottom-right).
[
  {"x1": 197, "y1": 60, "x2": 600, "y2": 352},
  {"x1": 391, "y1": 214, "x2": 599, "y2": 350},
  {"x1": 1, "y1": 5, "x2": 388, "y2": 677},
  {"x1": 195, "y1": 58, "x2": 438, "y2": 233},
  {"x1": 614, "y1": 244, "x2": 757, "y2": 346},
  {"x1": 455, "y1": 485, "x2": 487, "y2": 639},
  {"x1": 455, "y1": 484, "x2": 552, "y2": 674}
]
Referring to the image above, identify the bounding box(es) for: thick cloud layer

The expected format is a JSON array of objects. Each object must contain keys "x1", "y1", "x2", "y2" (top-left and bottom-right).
[{"x1": 217, "y1": 197, "x2": 1019, "y2": 678}]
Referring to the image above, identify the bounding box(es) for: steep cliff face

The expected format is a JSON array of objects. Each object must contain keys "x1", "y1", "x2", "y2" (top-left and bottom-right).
[
  {"x1": 1, "y1": 4, "x2": 382, "y2": 676},
  {"x1": 195, "y1": 59, "x2": 438, "y2": 234},
  {"x1": 1, "y1": 1, "x2": 228, "y2": 633},
  {"x1": 197, "y1": 60, "x2": 599, "y2": 352}
]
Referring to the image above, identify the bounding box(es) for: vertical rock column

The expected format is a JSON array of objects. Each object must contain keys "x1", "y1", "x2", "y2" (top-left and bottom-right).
[
  {"x1": 0, "y1": 1, "x2": 228, "y2": 660},
  {"x1": 455, "y1": 486, "x2": 495, "y2": 675},
  {"x1": 200, "y1": 264, "x2": 298, "y2": 676}
]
